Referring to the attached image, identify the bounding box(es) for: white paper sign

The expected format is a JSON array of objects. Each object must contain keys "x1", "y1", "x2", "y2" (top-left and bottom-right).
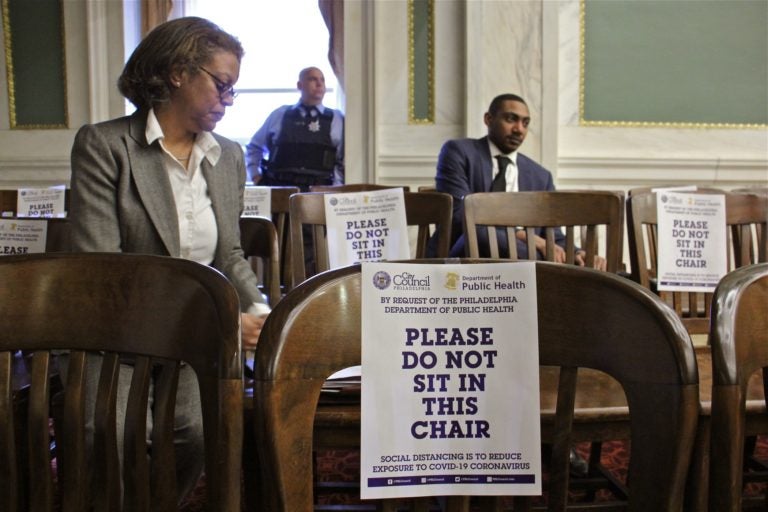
[
  {"x1": 657, "y1": 191, "x2": 727, "y2": 292},
  {"x1": 0, "y1": 219, "x2": 47, "y2": 255},
  {"x1": 242, "y1": 186, "x2": 272, "y2": 218},
  {"x1": 361, "y1": 261, "x2": 541, "y2": 499},
  {"x1": 16, "y1": 185, "x2": 66, "y2": 218},
  {"x1": 325, "y1": 188, "x2": 410, "y2": 268}
]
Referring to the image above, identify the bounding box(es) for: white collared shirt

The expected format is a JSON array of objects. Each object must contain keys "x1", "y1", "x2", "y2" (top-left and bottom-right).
[
  {"x1": 146, "y1": 110, "x2": 270, "y2": 317},
  {"x1": 488, "y1": 140, "x2": 519, "y2": 192},
  {"x1": 146, "y1": 109, "x2": 220, "y2": 265}
]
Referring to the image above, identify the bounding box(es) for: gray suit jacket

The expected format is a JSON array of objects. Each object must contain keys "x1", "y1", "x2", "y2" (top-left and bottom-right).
[{"x1": 70, "y1": 110, "x2": 265, "y2": 310}]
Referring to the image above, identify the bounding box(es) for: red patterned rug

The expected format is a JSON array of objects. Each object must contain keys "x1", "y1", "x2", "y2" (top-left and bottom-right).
[{"x1": 177, "y1": 437, "x2": 768, "y2": 510}]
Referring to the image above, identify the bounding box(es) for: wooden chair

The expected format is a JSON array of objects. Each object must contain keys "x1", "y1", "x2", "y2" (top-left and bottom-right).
[
  {"x1": 625, "y1": 187, "x2": 725, "y2": 286},
  {"x1": 405, "y1": 191, "x2": 452, "y2": 259},
  {"x1": 462, "y1": 190, "x2": 626, "y2": 503},
  {"x1": 0, "y1": 253, "x2": 243, "y2": 511},
  {"x1": 239, "y1": 216, "x2": 281, "y2": 308},
  {"x1": 627, "y1": 190, "x2": 768, "y2": 335},
  {"x1": 462, "y1": 191, "x2": 625, "y2": 272},
  {"x1": 42, "y1": 218, "x2": 72, "y2": 253},
  {"x1": 626, "y1": 186, "x2": 722, "y2": 195},
  {"x1": 309, "y1": 183, "x2": 411, "y2": 193},
  {"x1": 275, "y1": 189, "x2": 451, "y2": 509},
  {"x1": 264, "y1": 186, "x2": 300, "y2": 293},
  {"x1": 708, "y1": 263, "x2": 768, "y2": 511},
  {"x1": 0, "y1": 189, "x2": 17, "y2": 214},
  {"x1": 627, "y1": 191, "x2": 768, "y2": 510},
  {"x1": 289, "y1": 190, "x2": 454, "y2": 284},
  {"x1": 251, "y1": 260, "x2": 699, "y2": 511},
  {"x1": 731, "y1": 186, "x2": 768, "y2": 197},
  {"x1": 0, "y1": 196, "x2": 71, "y2": 510},
  {"x1": 238, "y1": 216, "x2": 283, "y2": 510}
]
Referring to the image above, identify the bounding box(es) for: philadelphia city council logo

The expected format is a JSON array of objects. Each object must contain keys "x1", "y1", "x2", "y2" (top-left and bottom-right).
[
  {"x1": 372, "y1": 271, "x2": 391, "y2": 290},
  {"x1": 329, "y1": 197, "x2": 338, "y2": 206}
]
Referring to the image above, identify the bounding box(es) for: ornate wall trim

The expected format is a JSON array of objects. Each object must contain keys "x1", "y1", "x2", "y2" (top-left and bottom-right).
[{"x1": 408, "y1": 0, "x2": 434, "y2": 124}]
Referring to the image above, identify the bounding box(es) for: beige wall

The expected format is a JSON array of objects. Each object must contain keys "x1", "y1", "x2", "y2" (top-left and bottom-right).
[
  {"x1": 0, "y1": 1, "x2": 124, "y2": 189},
  {"x1": 344, "y1": 0, "x2": 767, "y2": 193}
]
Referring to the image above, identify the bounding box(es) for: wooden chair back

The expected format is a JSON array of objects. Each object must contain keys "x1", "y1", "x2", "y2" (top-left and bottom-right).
[
  {"x1": 462, "y1": 191, "x2": 624, "y2": 272},
  {"x1": 627, "y1": 190, "x2": 768, "y2": 335},
  {"x1": 288, "y1": 192, "x2": 328, "y2": 285},
  {"x1": 405, "y1": 191, "x2": 452, "y2": 258},
  {"x1": 265, "y1": 186, "x2": 299, "y2": 293},
  {"x1": 0, "y1": 253, "x2": 243, "y2": 512},
  {"x1": 42, "y1": 218, "x2": 72, "y2": 253},
  {"x1": 730, "y1": 187, "x2": 768, "y2": 197},
  {"x1": 309, "y1": 183, "x2": 410, "y2": 193},
  {"x1": 239, "y1": 216, "x2": 281, "y2": 307},
  {"x1": 626, "y1": 187, "x2": 723, "y2": 275},
  {"x1": 289, "y1": 190, "x2": 454, "y2": 284},
  {"x1": 627, "y1": 186, "x2": 724, "y2": 197},
  {"x1": 708, "y1": 263, "x2": 768, "y2": 511},
  {"x1": 0, "y1": 189, "x2": 17, "y2": 214},
  {"x1": 252, "y1": 260, "x2": 698, "y2": 511}
]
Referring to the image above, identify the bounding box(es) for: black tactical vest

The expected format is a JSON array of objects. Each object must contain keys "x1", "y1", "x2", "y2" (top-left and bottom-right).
[{"x1": 262, "y1": 106, "x2": 337, "y2": 190}]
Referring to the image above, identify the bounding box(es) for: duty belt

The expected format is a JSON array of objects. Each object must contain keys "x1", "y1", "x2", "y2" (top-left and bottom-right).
[{"x1": 262, "y1": 168, "x2": 333, "y2": 188}]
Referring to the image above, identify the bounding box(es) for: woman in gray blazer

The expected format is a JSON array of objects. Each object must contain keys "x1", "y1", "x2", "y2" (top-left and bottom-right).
[{"x1": 68, "y1": 17, "x2": 265, "y2": 502}]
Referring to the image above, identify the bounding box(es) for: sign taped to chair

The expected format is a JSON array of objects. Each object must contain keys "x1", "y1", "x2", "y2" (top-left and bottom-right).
[
  {"x1": 16, "y1": 185, "x2": 66, "y2": 218},
  {"x1": 656, "y1": 191, "x2": 727, "y2": 292},
  {"x1": 360, "y1": 261, "x2": 541, "y2": 498},
  {"x1": 325, "y1": 188, "x2": 410, "y2": 268},
  {"x1": 0, "y1": 219, "x2": 47, "y2": 255},
  {"x1": 242, "y1": 186, "x2": 271, "y2": 218}
]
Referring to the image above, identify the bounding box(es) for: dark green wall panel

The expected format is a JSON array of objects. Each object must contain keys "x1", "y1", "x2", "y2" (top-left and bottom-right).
[
  {"x1": 582, "y1": 0, "x2": 768, "y2": 127},
  {"x1": 3, "y1": 0, "x2": 68, "y2": 128}
]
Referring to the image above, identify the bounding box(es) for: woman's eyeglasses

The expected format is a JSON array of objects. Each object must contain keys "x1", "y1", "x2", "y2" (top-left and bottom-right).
[{"x1": 198, "y1": 66, "x2": 238, "y2": 101}]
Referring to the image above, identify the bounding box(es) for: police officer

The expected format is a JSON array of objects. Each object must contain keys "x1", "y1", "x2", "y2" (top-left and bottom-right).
[{"x1": 246, "y1": 67, "x2": 344, "y2": 190}]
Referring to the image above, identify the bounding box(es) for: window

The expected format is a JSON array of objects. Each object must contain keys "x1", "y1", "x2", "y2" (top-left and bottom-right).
[
  {"x1": 126, "y1": 0, "x2": 340, "y2": 145},
  {"x1": 186, "y1": 0, "x2": 340, "y2": 144}
]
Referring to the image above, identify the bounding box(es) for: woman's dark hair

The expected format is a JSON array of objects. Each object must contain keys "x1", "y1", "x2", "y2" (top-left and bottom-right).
[{"x1": 118, "y1": 17, "x2": 244, "y2": 110}]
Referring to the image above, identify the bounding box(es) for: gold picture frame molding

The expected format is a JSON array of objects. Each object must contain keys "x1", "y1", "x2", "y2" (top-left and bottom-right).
[
  {"x1": 2, "y1": 0, "x2": 69, "y2": 129},
  {"x1": 408, "y1": 0, "x2": 435, "y2": 125}
]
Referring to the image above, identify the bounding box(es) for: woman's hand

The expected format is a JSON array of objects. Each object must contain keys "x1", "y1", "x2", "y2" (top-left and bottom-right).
[{"x1": 241, "y1": 312, "x2": 268, "y2": 349}]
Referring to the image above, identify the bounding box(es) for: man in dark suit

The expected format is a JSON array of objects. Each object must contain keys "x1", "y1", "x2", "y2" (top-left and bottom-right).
[
  {"x1": 433, "y1": 93, "x2": 595, "y2": 266},
  {"x1": 432, "y1": 95, "x2": 597, "y2": 475}
]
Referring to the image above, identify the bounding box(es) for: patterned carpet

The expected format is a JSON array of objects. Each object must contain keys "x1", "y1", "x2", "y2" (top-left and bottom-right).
[{"x1": 177, "y1": 438, "x2": 768, "y2": 511}]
